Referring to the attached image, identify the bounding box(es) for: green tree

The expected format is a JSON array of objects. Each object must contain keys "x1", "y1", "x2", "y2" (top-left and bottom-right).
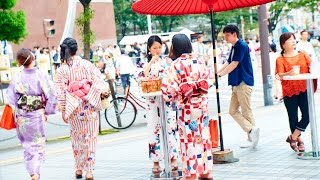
[
  {"x1": 77, "y1": 0, "x2": 95, "y2": 60},
  {"x1": 113, "y1": 0, "x2": 134, "y2": 38},
  {"x1": 199, "y1": 8, "x2": 258, "y2": 38},
  {"x1": 0, "y1": 0, "x2": 27, "y2": 44},
  {"x1": 268, "y1": 0, "x2": 319, "y2": 32},
  {"x1": 131, "y1": 14, "x2": 148, "y2": 34},
  {"x1": 154, "y1": 16, "x2": 185, "y2": 33}
]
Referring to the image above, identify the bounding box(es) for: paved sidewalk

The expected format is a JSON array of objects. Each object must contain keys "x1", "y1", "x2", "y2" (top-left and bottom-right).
[{"x1": 1, "y1": 97, "x2": 320, "y2": 180}]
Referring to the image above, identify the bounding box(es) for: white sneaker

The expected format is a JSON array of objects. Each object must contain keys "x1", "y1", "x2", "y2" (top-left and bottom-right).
[
  {"x1": 240, "y1": 140, "x2": 253, "y2": 148},
  {"x1": 249, "y1": 127, "x2": 260, "y2": 148}
]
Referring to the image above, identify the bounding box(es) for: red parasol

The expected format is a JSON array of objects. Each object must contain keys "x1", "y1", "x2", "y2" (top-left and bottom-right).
[
  {"x1": 132, "y1": 0, "x2": 273, "y2": 15},
  {"x1": 132, "y1": 0, "x2": 274, "y2": 152}
]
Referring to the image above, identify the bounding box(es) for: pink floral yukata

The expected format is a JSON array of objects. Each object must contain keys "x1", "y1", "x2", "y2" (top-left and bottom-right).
[{"x1": 161, "y1": 54, "x2": 213, "y2": 177}]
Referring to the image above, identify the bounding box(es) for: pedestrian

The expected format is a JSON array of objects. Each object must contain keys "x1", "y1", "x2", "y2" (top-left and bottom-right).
[
  {"x1": 296, "y1": 30, "x2": 319, "y2": 75},
  {"x1": 51, "y1": 46, "x2": 61, "y2": 70},
  {"x1": 142, "y1": 35, "x2": 179, "y2": 175},
  {"x1": 54, "y1": 37, "x2": 109, "y2": 180},
  {"x1": 192, "y1": 34, "x2": 206, "y2": 61},
  {"x1": 162, "y1": 34, "x2": 213, "y2": 180},
  {"x1": 116, "y1": 49, "x2": 136, "y2": 95},
  {"x1": 6, "y1": 48, "x2": 57, "y2": 180},
  {"x1": 275, "y1": 32, "x2": 311, "y2": 153},
  {"x1": 218, "y1": 24, "x2": 260, "y2": 148}
]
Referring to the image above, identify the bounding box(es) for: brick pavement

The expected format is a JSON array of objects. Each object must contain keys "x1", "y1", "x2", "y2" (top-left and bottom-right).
[{"x1": 1, "y1": 97, "x2": 320, "y2": 180}]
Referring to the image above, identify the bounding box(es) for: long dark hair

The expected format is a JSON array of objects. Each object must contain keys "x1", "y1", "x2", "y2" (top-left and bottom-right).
[
  {"x1": 279, "y1": 32, "x2": 295, "y2": 56},
  {"x1": 146, "y1": 35, "x2": 162, "y2": 62},
  {"x1": 169, "y1": 34, "x2": 192, "y2": 60},
  {"x1": 60, "y1": 37, "x2": 78, "y2": 64}
]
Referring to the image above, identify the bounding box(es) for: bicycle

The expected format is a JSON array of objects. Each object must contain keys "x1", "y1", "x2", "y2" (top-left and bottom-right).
[{"x1": 104, "y1": 76, "x2": 146, "y2": 129}]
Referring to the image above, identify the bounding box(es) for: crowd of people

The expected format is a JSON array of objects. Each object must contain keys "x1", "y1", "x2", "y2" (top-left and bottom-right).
[{"x1": 5, "y1": 24, "x2": 318, "y2": 180}]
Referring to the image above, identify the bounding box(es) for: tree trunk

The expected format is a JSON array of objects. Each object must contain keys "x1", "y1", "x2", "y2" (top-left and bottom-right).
[
  {"x1": 169, "y1": 17, "x2": 174, "y2": 32},
  {"x1": 83, "y1": 5, "x2": 90, "y2": 60}
]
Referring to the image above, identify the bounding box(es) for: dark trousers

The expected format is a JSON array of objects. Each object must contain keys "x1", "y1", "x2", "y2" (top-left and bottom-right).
[{"x1": 283, "y1": 91, "x2": 309, "y2": 133}]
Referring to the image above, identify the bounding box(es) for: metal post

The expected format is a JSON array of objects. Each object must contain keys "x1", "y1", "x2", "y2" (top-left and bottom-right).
[
  {"x1": 241, "y1": 16, "x2": 245, "y2": 39},
  {"x1": 98, "y1": 111, "x2": 102, "y2": 134},
  {"x1": 47, "y1": 37, "x2": 54, "y2": 80},
  {"x1": 159, "y1": 96, "x2": 171, "y2": 178},
  {"x1": 147, "y1": 15, "x2": 152, "y2": 35},
  {"x1": 209, "y1": 9, "x2": 224, "y2": 151},
  {"x1": 107, "y1": 79, "x2": 122, "y2": 127},
  {"x1": 306, "y1": 79, "x2": 320, "y2": 157},
  {"x1": 258, "y1": 5, "x2": 273, "y2": 106}
]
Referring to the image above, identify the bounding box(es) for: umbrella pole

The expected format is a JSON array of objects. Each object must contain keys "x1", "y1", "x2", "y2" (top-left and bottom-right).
[
  {"x1": 209, "y1": 9, "x2": 224, "y2": 151},
  {"x1": 210, "y1": 9, "x2": 239, "y2": 164}
]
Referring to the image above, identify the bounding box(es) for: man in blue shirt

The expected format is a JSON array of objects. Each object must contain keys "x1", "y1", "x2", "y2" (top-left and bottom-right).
[{"x1": 218, "y1": 25, "x2": 260, "y2": 148}]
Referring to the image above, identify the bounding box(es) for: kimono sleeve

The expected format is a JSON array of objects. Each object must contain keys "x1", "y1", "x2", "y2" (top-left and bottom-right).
[
  {"x1": 54, "y1": 67, "x2": 68, "y2": 112},
  {"x1": 199, "y1": 60, "x2": 210, "y2": 79},
  {"x1": 161, "y1": 62, "x2": 181, "y2": 102},
  {"x1": 41, "y1": 73, "x2": 58, "y2": 115},
  {"x1": 6, "y1": 78, "x2": 19, "y2": 109},
  {"x1": 84, "y1": 63, "x2": 109, "y2": 109}
]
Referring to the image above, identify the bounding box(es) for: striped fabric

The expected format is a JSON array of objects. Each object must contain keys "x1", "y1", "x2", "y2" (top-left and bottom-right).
[
  {"x1": 54, "y1": 56, "x2": 107, "y2": 171},
  {"x1": 55, "y1": 57, "x2": 107, "y2": 119},
  {"x1": 69, "y1": 104, "x2": 99, "y2": 171}
]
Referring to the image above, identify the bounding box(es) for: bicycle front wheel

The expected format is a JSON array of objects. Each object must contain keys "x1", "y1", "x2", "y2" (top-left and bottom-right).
[{"x1": 105, "y1": 97, "x2": 137, "y2": 129}]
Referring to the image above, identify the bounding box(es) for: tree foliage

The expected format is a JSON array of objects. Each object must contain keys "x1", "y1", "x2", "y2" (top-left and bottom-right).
[
  {"x1": 0, "y1": 0, "x2": 16, "y2": 9},
  {"x1": 268, "y1": 0, "x2": 319, "y2": 32},
  {"x1": 0, "y1": 0, "x2": 27, "y2": 44},
  {"x1": 154, "y1": 16, "x2": 185, "y2": 33},
  {"x1": 201, "y1": 8, "x2": 258, "y2": 38},
  {"x1": 113, "y1": 0, "x2": 186, "y2": 38},
  {"x1": 113, "y1": 0, "x2": 134, "y2": 37},
  {"x1": 77, "y1": 0, "x2": 95, "y2": 60}
]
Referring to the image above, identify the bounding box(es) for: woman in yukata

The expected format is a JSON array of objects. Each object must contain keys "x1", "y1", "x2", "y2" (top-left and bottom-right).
[
  {"x1": 6, "y1": 48, "x2": 57, "y2": 180},
  {"x1": 143, "y1": 35, "x2": 179, "y2": 175},
  {"x1": 54, "y1": 38, "x2": 109, "y2": 180},
  {"x1": 161, "y1": 34, "x2": 213, "y2": 180}
]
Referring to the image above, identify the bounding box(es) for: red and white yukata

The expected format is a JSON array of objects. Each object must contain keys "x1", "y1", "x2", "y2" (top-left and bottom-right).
[{"x1": 161, "y1": 54, "x2": 213, "y2": 177}]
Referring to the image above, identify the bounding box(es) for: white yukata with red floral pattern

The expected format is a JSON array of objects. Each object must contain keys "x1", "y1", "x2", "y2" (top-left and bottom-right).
[{"x1": 144, "y1": 58, "x2": 179, "y2": 162}]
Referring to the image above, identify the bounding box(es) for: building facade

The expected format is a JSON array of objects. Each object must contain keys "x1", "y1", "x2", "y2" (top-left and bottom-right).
[{"x1": 12, "y1": 0, "x2": 116, "y2": 52}]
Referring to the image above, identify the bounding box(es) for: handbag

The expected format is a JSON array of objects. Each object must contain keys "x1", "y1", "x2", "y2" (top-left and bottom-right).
[
  {"x1": 209, "y1": 119, "x2": 219, "y2": 148},
  {"x1": 0, "y1": 104, "x2": 16, "y2": 130},
  {"x1": 101, "y1": 87, "x2": 111, "y2": 109}
]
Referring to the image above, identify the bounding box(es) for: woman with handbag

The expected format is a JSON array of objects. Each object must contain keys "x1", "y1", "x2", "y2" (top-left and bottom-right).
[
  {"x1": 6, "y1": 48, "x2": 57, "y2": 180},
  {"x1": 54, "y1": 38, "x2": 109, "y2": 180},
  {"x1": 161, "y1": 34, "x2": 213, "y2": 180},
  {"x1": 276, "y1": 32, "x2": 312, "y2": 153}
]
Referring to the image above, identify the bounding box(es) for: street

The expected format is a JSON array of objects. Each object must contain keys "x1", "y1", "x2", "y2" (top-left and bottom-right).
[{"x1": 1, "y1": 69, "x2": 320, "y2": 179}]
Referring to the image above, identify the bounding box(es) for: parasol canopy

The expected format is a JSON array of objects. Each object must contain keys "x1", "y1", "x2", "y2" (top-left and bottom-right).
[{"x1": 132, "y1": 0, "x2": 274, "y2": 15}]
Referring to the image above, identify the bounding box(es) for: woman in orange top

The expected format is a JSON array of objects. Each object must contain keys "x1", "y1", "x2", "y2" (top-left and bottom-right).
[{"x1": 276, "y1": 32, "x2": 311, "y2": 153}]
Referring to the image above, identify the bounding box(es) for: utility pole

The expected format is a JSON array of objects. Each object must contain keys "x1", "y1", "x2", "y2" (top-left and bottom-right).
[
  {"x1": 147, "y1": 15, "x2": 152, "y2": 34},
  {"x1": 43, "y1": 19, "x2": 55, "y2": 80},
  {"x1": 258, "y1": 5, "x2": 273, "y2": 106}
]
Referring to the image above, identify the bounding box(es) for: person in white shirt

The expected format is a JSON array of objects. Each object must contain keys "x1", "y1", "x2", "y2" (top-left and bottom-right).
[
  {"x1": 296, "y1": 30, "x2": 318, "y2": 71},
  {"x1": 116, "y1": 49, "x2": 136, "y2": 95},
  {"x1": 192, "y1": 34, "x2": 206, "y2": 62}
]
